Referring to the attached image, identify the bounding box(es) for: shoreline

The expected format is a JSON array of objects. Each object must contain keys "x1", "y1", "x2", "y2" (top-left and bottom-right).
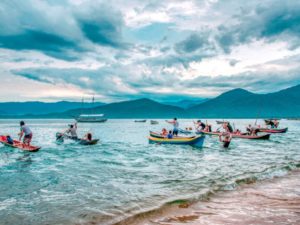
[{"x1": 112, "y1": 169, "x2": 300, "y2": 225}]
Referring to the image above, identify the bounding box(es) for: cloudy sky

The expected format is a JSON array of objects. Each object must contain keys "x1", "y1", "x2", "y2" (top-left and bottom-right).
[{"x1": 0, "y1": 0, "x2": 300, "y2": 102}]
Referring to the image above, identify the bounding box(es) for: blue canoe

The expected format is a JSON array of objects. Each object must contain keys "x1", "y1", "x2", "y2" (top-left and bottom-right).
[{"x1": 148, "y1": 135, "x2": 205, "y2": 147}]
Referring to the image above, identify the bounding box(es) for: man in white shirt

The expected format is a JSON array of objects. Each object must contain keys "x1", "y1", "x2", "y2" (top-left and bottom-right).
[{"x1": 19, "y1": 121, "x2": 33, "y2": 145}]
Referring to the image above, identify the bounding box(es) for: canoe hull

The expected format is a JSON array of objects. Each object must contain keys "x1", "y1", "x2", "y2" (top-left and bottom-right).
[
  {"x1": 258, "y1": 127, "x2": 288, "y2": 133},
  {"x1": 149, "y1": 135, "x2": 205, "y2": 147},
  {"x1": 0, "y1": 135, "x2": 40, "y2": 152},
  {"x1": 199, "y1": 131, "x2": 271, "y2": 140},
  {"x1": 78, "y1": 139, "x2": 99, "y2": 145}
]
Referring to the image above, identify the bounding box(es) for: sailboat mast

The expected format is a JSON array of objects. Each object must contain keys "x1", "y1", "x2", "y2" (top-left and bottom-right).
[{"x1": 81, "y1": 97, "x2": 84, "y2": 115}]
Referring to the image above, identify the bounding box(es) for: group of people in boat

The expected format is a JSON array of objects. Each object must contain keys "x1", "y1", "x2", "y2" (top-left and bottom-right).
[
  {"x1": 161, "y1": 118, "x2": 282, "y2": 148},
  {"x1": 162, "y1": 118, "x2": 232, "y2": 148},
  {"x1": 3, "y1": 121, "x2": 94, "y2": 146},
  {"x1": 266, "y1": 119, "x2": 279, "y2": 128}
]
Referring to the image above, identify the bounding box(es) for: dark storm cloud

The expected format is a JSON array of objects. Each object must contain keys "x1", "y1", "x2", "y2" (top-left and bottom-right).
[
  {"x1": 0, "y1": 30, "x2": 81, "y2": 60},
  {"x1": 215, "y1": 0, "x2": 300, "y2": 52},
  {"x1": 0, "y1": 0, "x2": 126, "y2": 60}
]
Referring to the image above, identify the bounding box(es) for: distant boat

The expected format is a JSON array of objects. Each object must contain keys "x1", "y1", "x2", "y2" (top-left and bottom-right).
[
  {"x1": 75, "y1": 114, "x2": 107, "y2": 123},
  {"x1": 150, "y1": 120, "x2": 159, "y2": 125},
  {"x1": 134, "y1": 119, "x2": 147, "y2": 122},
  {"x1": 75, "y1": 96, "x2": 107, "y2": 123},
  {"x1": 216, "y1": 120, "x2": 229, "y2": 124}
]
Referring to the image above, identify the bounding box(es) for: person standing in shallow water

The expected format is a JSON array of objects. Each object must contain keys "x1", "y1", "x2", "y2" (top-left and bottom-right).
[
  {"x1": 18, "y1": 121, "x2": 33, "y2": 145},
  {"x1": 219, "y1": 133, "x2": 232, "y2": 148},
  {"x1": 166, "y1": 118, "x2": 179, "y2": 136}
]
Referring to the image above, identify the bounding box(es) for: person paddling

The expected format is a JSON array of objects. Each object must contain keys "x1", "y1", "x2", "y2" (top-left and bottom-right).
[
  {"x1": 66, "y1": 122, "x2": 78, "y2": 140},
  {"x1": 166, "y1": 118, "x2": 179, "y2": 136},
  {"x1": 18, "y1": 121, "x2": 33, "y2": 145},
  {"x1": 194, "y1": 120, "x2": 206, "y2": 131},
  {"x1": 219, "y1": 133, "x2": 232, "y2": 148}
]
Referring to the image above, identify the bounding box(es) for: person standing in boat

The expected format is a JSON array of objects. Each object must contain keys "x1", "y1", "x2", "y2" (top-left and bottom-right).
[
  {"x1": 66, "y1": 123, "x2": 78, "y2": 140},
  {"x1": 166, "y1": 118, "x2": 179, "y2": 136},
  {"x1": 246, "y1": 124, "x2": 252, "y2": 134},
  {"x1": 18, "y1": 121, "x2": 33, "y2": 145},
  {"x1": 219, "y1": 133, "x2": 232, "y2": 148}
]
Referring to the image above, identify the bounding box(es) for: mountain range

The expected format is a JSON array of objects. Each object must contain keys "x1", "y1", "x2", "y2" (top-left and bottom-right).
[
  {"x1": 0, "y1": 84, "x2": 299, "y2": 118},
  {"x1": 163, "y1": 99, "x2": 209, "y2": 109},
  {"x1": 0, "y1": 101, "x2": 105, "y2": 115}
]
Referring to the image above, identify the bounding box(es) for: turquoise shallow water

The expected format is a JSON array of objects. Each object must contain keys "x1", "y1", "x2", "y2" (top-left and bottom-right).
[{"x1": 0, "y1": 119, "x2": 299, "y2": 225}]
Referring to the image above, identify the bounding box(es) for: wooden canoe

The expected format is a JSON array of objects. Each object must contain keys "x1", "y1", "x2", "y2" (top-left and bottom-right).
[
  {"x1": 0, "y1": 135, "x2": 41, "y2": 152},
  {"x1": 56, "y1": 132, "x2": 99, "y2": 145},
  {"x1": 199, "y1": 131, "x2": 271, "y2": 140},
  {"x1": 149, "y1": 135, "x2": 205, "y2": 147},
  {"x1": 257, "y1": 127, "x2": 288, "y2": 133}
]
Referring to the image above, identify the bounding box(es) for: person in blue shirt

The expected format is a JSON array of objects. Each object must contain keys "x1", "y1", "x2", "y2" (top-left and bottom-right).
[
  {"x1": 6, "y1": 135, "x2": 14, "y2": 145},
  {"x1": 167, "y1": 130, "x2": 173, "y2": 139}
]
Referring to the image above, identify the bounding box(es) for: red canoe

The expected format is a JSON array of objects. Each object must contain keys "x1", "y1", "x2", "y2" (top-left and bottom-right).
[
  {"x1": 0, "y1": 135, "x2": 41, "y2": 152},
  {"x1": 199, "y1": 131, "x2": 271, "y2": 140},
  {"x1": 257, "y1": 127, "x2": 288, "y2": 133}
]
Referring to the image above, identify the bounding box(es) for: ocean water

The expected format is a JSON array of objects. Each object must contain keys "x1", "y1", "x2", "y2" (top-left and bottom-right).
[{"x1": 0, "y1": 119, "x2": 299, "y2": 225}]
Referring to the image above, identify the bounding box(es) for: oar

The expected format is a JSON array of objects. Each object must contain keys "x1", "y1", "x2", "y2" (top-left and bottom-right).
[{"x1": 56, "y1": 131, "x2": 67, "y2": 142}]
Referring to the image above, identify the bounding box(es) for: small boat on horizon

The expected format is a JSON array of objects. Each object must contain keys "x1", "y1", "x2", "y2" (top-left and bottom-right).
[
  {"x1": 150, "y1": 120, "x2": 159, "y2": 125},
  {"x1": 134, "y1": 119, "x2": 147, "y2": 122},
  {"x1": 216, "y1": 120, "x2": 229, "y2": 124}
]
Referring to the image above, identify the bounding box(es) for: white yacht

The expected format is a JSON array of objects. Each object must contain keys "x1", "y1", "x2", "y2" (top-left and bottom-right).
[{"x1": 75, "y1": 114, "x2": 107, "y2": 123}]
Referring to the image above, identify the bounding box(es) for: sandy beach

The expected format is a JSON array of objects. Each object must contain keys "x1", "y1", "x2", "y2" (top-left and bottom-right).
[{"x1": 116, "y1": 170, "x2": 300, "y2": 225}]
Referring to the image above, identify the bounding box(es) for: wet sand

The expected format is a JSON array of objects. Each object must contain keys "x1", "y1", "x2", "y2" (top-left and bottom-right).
[{"x1": 115, "y1": 170, "x2": 300, "y2": 225}]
